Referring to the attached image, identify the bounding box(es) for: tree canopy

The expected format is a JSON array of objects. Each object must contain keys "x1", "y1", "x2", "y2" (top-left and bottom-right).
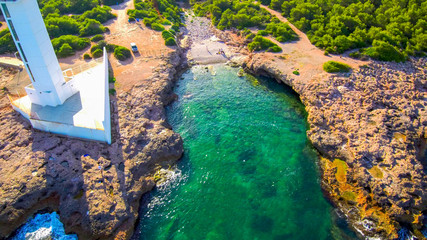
[
  {"x1": 263, "y1": 0, "x2": 426, "y2": 60},
  {"x1": 0, "y1": 0, "x2": 116, "y2": 56},
  {"x1": 191, "y1": 0, "x2": 298, "y2": 51}
]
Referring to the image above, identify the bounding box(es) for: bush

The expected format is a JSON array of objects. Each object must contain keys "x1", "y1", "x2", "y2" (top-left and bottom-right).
[
  {"x1": 90, "y1": 45, "x2": 101, "y2": 53},
  {"x1": 52, "y1": 35, "x2": 90, "y2": 55},
  {"x1": 57, "y1": 43, "x2": 74, "y2": 58},
  {"x1": 362, "y1": 40, "x2": 406, "y2": 62},
  {"x1": 92, "y1": 48, "x2": 103, "y2": 58},
  {"x1": 79, "y1": 6, "x2": 115, "y2": 23},
  {"x1": 257, "y1": 30, "x2": 269, "y2": 36},
  {"x1": 101, "y1": 0, "x2": 124, "y2": 6},
  {"x1": 293, "y1": 70, "x2": 300, "y2": 75},
  {"x1": 245, "y1": 33, "x2": 256, "y2": 40},
  {"x1": 106, "y1": 44, "x2": 117, "y2": 53},
  {"x1": 83, "y1": 53, "x2": 92, "y2": 60},
  {"x1": 113, "y1": 46, "x2": 131, "y2": 61},
  {"x1": 165, "y1": 37, "x2": 176, "y2": 46},
  {"x1": 0, "y1": 29, "x2": 16, "y2": 54},
  {"x1": 248, "y1": 36, "x2": 281, "y2": 52},
  {"x1": 267, "y1": 45, "x2": 282, "y2": 52},
  {"x1": 151, "y1": 22, "x2": 165, "y2": 31},
  {"x1": 79, "y1": 19, "x2": 106, "y2": 37},
  {"x1": 161, "y1": 19, "x2": 171, "y2": 25},
  {"x1": 323, "y1": 61, "x2": 352, "y2": 73},
  {"x1": 91, "y1": 34, "x2": 104, "y2": 42},
  {"x1": 265, "y1": 22, "x2": 298, "y2": 43},
  {"x1": 162, "y1": 30, "x2": 174, "y2": 40}
]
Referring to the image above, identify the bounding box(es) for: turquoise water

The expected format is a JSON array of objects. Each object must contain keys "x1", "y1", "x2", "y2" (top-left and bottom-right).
[{"x1": 135, "y1": 65, "x2": 356, "y2": 240}]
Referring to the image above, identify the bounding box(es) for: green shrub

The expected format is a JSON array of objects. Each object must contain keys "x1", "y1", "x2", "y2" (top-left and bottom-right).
[
  {"x1": 113, "y1": 46, "x2": 131, "y2": 61},
  {"x1": 80, "y1": 6, "x2": 115, "y2": 23},
  {"x1": 245, "y1": 33, "x2": 256, "y2": 40},
  {"x1": 161, "y1": 19, "x2": 171, "y2": 25},
  {"x1": 362, "y1": 40, "x2": 406, "y2": 62},
  {"x1": 57, "y1": 43, "x2": 74, "y2": 58},
  {"x1": 106, "y1": 44, "x2": 117, "y2": 53},
  {"x1": 92, "y1": 48, "x2": 103, "y2": 58},
  {"x1": 0, "y1": 29, "x2": 16, "y2": 54},
  {"x1": 257, "y1": 30, "x2": 269, "y2": 36},
  {"x1": 151, "y1": 23, "x2": 165, "y2": 31},
  {"x1": 79, "y1": 19, "x2": 106, "y2": 37},
  {"x1": 323, "y1": 61, "x2": 352, "y2": 73},
  {"x1": 267, "y1": 45, "x2": 282, "y2": 52},
  {"x1": 265, "y1": 22, "x2": 298, "y2": 43},
  {"x1": 101, "y1": 0, "x2": 124, "y2": 6},
  {"x1": 162, "y1": 30, "x2": 174, "y2": 40},
  {"x1": 52, "y1": 35, "x2": 90, "y2": 55},
  {"x1": 45, "y1": 15, "x2": 81, "y2": 38},
  {"x1": 91, "y1": 45, "x2": 101, "y2": 53},
  {"x1": 171, "y1": 23, "x2": 180, "y2": 32},
  {"x1": 248, "y1": 36, "x2": 281, "y2": 52},
  {"x1": 165, "y1": 37, "x2": 176, "y2": 46},
  {"x1": 83, "y1": 53, "x2": 92, "y2": 60},
  {"x1": 91, "y1": 34, "x2": 104, "y2": 42},
  {"x1": 293, "y1": 70, "x2": 300, "y2": 75}
]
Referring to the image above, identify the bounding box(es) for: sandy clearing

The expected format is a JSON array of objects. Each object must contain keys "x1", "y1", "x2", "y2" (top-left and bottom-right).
[
  {"x1": 2, "y1": 0, "x2": 177, "y2": 95},
  {"x1": 258, "y1": 5, "x2": 368, "y2": 84},
  {"x1": 103, "y1": 0, "x2": 177, "y2": 92}
]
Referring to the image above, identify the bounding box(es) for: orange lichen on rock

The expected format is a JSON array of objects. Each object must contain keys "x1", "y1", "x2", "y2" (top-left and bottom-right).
[
  {"x1": 319, "y1": 157, "x2": 398, "y2": 239},
  {"x1": 368, "y1": 166, "x2": 384, "y2": 179}
]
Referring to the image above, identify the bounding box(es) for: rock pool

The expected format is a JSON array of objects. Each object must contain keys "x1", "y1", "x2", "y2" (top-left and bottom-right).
[{"x1": 134, "y1": 65, "x2": 357, "y2": 240}]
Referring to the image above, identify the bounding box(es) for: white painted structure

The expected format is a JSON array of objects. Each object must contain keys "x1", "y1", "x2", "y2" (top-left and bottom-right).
[
  {"x1": 1, "y1": 0, "x2": 112, "y2": 143},
  {"x1": 1, "y1": 0, "x2": 77, "y2": 107}
]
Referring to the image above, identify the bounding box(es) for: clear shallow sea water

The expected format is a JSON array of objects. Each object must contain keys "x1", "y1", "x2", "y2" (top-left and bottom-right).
[{"x1": 135, "y1": 65, "x2": 357, "y2": 240}]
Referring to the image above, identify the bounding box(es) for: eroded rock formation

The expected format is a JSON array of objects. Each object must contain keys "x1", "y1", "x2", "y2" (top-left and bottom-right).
[
  {"x1": 245, "y1": 54, "x2": 427, "y2": 239},
  {"x1": 0, "y1": 51, "x2": 185, "y2": 239}
]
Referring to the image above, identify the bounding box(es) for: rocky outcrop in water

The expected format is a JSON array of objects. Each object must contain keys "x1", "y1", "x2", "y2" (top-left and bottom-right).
[
  {"x1": 245, "y1": 54, "x2": 427, "y2": 239},
  {"x1": 0, "y1": 51, "x2": 185, "y2": 239}
]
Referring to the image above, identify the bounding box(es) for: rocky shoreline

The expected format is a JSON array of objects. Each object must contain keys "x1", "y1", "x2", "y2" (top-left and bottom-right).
[
  {"x1": 0, "y1": 49, "x2": 186, "y2": 239},
  {"x1": 240, "y1": 53, "x2": 427, "y2": 238},
  {"x1": 1, "y1": 10, "x2": 426, "y2": 240},
  {"x1": 204, "y1": 16, "x2": 427, "y2": 239}
]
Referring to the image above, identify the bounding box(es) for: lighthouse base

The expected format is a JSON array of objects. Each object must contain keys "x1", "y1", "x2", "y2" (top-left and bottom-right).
[{"x1": 10, "y1": 50, "x2": 111, "y2": 144}]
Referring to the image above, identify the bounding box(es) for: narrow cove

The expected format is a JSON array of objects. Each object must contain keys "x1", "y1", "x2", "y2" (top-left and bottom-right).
[{"x1": 134, "y1": 64, "x2": 357, "y2": 239}]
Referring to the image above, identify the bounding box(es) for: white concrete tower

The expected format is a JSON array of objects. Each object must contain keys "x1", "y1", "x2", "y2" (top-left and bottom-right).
[{"x1": 1, "y1": 0, "x2": 74, "y2": 107}]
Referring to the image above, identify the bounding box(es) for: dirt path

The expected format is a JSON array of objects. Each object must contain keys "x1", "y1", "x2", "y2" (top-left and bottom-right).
[
  {"x1": 258, "y1": 5, "x2": 367, "y2": 83},
  {"x1": 102, "y1": 0, "x2": 176, "y2": 92}
]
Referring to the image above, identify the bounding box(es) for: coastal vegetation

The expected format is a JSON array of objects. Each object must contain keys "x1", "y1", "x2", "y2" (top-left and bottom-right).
[
  {"x1": 89, "y1": 40, "x2": 132, "y2": 60},
  {"x1": 127, "y1": 0, "x2": 182, "y2": 45},
  {"x1": 261, "y1": 0, "x2": 427, "y2": 61},
  {"x1": 323, "y1": 60, "x2": 352, "y2": 73},
  {"x1": 248, "y1": 35, "x2": 282, "y2": 52},
  {"x1": 191, "y1": 0, "x2": 298, "y2": 52},
  {"x1": 0, "y1": 0, "x2": 116, "y2": 57}
]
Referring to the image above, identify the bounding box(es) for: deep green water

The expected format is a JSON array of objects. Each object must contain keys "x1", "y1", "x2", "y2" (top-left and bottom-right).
[{"x1": 135, "y1": 65, "x2": 357, "y2": 240}]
